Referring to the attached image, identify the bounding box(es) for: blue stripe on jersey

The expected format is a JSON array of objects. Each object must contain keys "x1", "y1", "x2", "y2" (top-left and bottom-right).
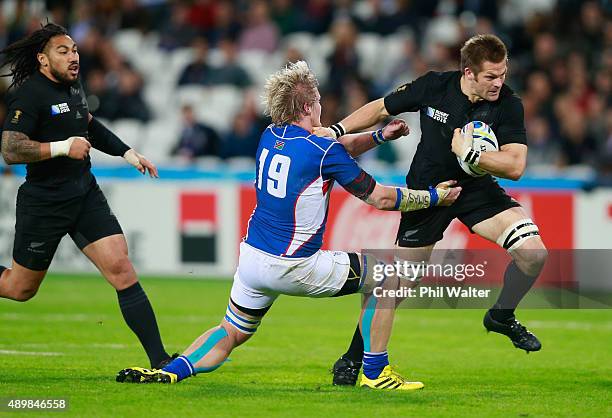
[{"x1": 244, "y1": 124, "x2": 361, "y2": 258}]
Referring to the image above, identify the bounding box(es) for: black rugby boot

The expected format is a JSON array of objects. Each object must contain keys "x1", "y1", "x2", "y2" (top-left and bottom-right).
[
  {"x1": 484, "y1": 310, "x2": 542, "y2": 352},
  {"x1": 332, "y1": 356, "x2": 362, "y2": 386}
]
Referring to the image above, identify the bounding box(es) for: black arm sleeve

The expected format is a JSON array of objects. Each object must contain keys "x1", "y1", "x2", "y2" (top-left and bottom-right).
[
  {"x1": 383, "y1": 71, "x2": 435, "y2": 115},
  {"x1": 88, "y1": 117, "x2": 131, "y2": 156},
  {"x1": 342, "y1": 170, "x2": 377, "y2": 201}
]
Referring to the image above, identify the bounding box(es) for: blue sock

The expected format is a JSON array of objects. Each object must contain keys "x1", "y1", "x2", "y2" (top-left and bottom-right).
[
  {"x1": 363, "y1": 351, "x2": 389, "y2": 379},
  {"x1": 162, "y1": 355, "x2": 194, "y2": 381}
]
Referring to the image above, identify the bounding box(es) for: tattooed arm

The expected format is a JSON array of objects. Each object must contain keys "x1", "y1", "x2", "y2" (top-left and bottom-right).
[
  {"x1": 1, "y1": 130, "x2": 51, "y2": 164},
  {"x1": 1, "y1": 131, "x2": 91, "y2": 165}
]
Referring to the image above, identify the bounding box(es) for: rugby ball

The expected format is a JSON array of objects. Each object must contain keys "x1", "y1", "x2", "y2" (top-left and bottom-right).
[{"x1": 457, "y1": 121, "x2": 498, "y2": 176}]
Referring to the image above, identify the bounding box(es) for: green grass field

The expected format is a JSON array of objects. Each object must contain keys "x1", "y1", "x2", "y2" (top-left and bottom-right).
[{"x1": 1, "y1": 275, "x2": 610, "y2": 417}]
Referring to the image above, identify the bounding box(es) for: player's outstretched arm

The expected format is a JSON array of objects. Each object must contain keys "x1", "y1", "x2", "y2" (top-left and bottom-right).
[
  {"x1": 87, "y1": 114, "x2": 158, "y2": 178},
  {"x1": 321, "y1": 119, "x2": 409, "y2": 158},
  {"x1": 1, "y1": 130, "x2": 91, "y2": 164},
  {"x1": 451, "y1": 126, "x2": 527, "y2": 180},
  {"x1": 366, "y1": 181, "x2": 461, "y2": 211},
  {"x1": 314, "y1": 98, "x2": 390, "y2": 140}
]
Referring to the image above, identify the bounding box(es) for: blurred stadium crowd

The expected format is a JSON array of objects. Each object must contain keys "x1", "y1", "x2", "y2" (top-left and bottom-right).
[{"x1": 0, "y1": 0, "x2": 610, "y2": 179}]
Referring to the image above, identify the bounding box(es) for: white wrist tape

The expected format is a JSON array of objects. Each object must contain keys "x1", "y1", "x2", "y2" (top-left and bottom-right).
[
  {"x1": 396, "y1": 188, "x2": 432, "y2": 211},
  {"x1": 123, "y1": 149, "x2": 140, "y2": 167},
  {"x1": 50, "y1": 137, "x2": 75, "y2": 158}
]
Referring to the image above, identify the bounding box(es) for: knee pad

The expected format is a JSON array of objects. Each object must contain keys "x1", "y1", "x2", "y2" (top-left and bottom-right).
[
  {"x1": 224, "y1": 303, "x2": 262, "y2": 335},
  {"x1": 496, "y1": 219, "x2": 540, "y2": 252}
]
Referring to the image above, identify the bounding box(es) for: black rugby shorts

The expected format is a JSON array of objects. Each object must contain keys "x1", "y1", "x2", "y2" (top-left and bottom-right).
[
  {"x1": 396, "y1": 181, "x2": 520, "y2": 247},
  {"x1": 13, "y1": 183, "x2": 123, "y2": 270}
]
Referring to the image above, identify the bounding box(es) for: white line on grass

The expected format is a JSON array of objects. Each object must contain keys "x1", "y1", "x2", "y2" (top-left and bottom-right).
[{"x1": 0, "y1": 349, "x2": 63, "y2": 356}]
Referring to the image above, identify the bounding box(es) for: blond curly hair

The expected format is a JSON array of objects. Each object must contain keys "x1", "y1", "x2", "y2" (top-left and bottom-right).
[{"x1": 262, "y1": 60, "x2": 319, "y2": 125}]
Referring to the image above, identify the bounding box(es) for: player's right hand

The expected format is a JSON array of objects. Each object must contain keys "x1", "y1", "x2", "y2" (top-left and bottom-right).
[
  {"x1": 67, "y1": 136, "x2": 91, "y2": 160},
  {"x1": 312, "y1": 126, "x2": 336, "y2": 138},
  {"x1": 382, "y1": 119, "x2": 410, "y2": 141},
  {"x1": 435, "y1": 180, "x2": 461, "y2": 206}
]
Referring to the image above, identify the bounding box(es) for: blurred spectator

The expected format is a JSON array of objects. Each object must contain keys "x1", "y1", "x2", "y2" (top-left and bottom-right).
[
  {"x1": 187, "y1": 0, "x2": 218, "y2": 32},
  {"x1": 526, "y1": 116, "x2": 559, "y2": 166},
  {"x1": 271, "y1": 0, "x2": 299, "y2": 35},
  {"x1": 206, "y1": 1, "x2": 241, "y2": 46},
  {"x1": 300, "y1": 0, "x2": 333, "y2": 34},
  {"x1": 557, "y1": 111, "x2": 598, "y2": 167},
  {"x1": 178, "y1": 37, "x2": 215, "y2": 86},
  {"x1": 85, "y1": 68, "x2": 114, "y2": 119},
  {"x1": 87, "y1": 66, "x2": 151, "y2": 122},
  {"x1": 118, "y1": 0, "x2": 152, "y2": 32},
  {"x1": 222, "y1": 111, "x2": 261, "y2": 160},
  {"x1": 239, "y1": 0, "x2": 279, "y2": 53},
  {"x1": 158, "y1": 2, "x2": 198, "y2": 51},
  {"x1": 112, "y1": 68, "x2": 151, "y2": 121},
  {"x1": 210, "y1": 38, "x2": 252, "y2": 88},
  {"x1": 172, "y1": 105, "x2": 221, "y2": 160},
  {"x1": 326, "y1": 17, "x2": 360, "y2": 95}
]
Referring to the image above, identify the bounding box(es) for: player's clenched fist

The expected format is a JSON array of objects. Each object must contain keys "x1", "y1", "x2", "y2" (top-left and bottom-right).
[
  {"x1": 67, "y1": 136, "x2": 91, "y2": 160},
  {"x1": 50, "y1": 136, "x2": 91, "y2": 159},
  {"x1": 382, "y1": 119, "x2": 410, "y2": 141}
]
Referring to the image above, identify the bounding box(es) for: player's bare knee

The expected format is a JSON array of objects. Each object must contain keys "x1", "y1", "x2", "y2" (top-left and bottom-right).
[
  {"x1": 105, "y1": 257, "x2": 137, "y2": 289},
  {"x1": 514, "y1": 244, "x2": 548, "y2": 277},
  {"x1": 497, "y1": 218, "x2": 546, "y2": 275}
]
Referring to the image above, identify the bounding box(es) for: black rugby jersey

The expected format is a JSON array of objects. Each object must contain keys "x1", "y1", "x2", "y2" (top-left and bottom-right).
[
  {"x1": 3, "y1": 71, "x2": 93, "y2": 196},
  {"x1": 384, "y1": 71, "x2": 526, "y2": 189}
]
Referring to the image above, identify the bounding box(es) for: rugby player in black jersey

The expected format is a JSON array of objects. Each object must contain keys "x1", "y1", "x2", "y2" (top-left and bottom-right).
[
  {"x1": 316, "y1": 34, "x2": 547, "y2": 386},
  {"x1": 0, "y1": 23, "x2": 175, "y2": 369}
]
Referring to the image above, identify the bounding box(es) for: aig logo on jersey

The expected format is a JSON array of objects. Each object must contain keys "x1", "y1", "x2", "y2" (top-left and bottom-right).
[
  {"x1": 426, "y1": 107, "x2": 449, "y2": 123},
  {"x1": 50, "y1": 102, "x2": 70, "y2": 116}
]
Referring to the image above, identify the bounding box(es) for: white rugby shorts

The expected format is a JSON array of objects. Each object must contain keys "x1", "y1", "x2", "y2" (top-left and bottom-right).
[{"x1": 230, "y1": 242, "x2": 352, "y2": 310}]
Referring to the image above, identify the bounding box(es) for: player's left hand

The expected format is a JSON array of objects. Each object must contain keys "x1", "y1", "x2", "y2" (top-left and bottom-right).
[
  {"x1": 124, "y1": 149, "x2": 159, "y2": 178},
  {"x1": 435, "y1": 180, "x2": 461, "y2": 206},
  {"x1": 451, "y1": 123, "x2": 474, "y2": 158},
  {"x1": 382, "y1": 119, "x2": 410, "y2": 141},
  {"x1": 312, "y1": 126, "x2": 336, "y2": 138}
]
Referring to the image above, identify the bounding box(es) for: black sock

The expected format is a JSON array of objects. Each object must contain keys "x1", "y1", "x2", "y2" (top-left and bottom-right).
[
  {"x1": 0, "y1": 266, "x2": 6, "y2": 277},
  {"x1": 342, "y1": 324, "x2": 364, "y2": 363},
  {"x1": 491, "y1": 261, "x2": 539, "y2": 322},
  {"x1": 117, "y1": 282, "x2": 169, "y2": 368}
]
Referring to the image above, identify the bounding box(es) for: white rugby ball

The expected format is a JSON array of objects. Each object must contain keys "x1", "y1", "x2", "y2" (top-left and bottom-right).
[{"x1": 457, "y1": 121, "x2": 498, "y2": 177}]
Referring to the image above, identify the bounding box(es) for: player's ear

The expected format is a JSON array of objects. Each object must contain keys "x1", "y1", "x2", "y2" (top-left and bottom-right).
[
  {"x1": 303, "y1": 102, "x2": 312, "y2": 116},
  {"x1": 37, "y1": 52, "x2": 48, "y2": 67},
  {"x1": 465, "y1": 67, "x2": 475, "y2": 82}
]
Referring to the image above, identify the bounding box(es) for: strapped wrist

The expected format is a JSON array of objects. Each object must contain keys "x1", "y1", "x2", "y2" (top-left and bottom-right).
[
  {"x1": 330, "y1": 122, "x2": 346, "y2": 139},
  {"x1": 461, "y1": 146, "x2": 481, "y2": 166},
  {"x1": 396, "y1": 187, "x2": 433, "y2": 212},
  {"x1": 371, "y1": 129, "x2": 386, "y2": 145},
  {"x1": 50, "y1": 138, "x2": 74, "y2": 158}
]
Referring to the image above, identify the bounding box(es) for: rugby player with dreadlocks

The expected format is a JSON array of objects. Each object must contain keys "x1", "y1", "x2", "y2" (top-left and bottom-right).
[{"x1": 0, "y1": 23, "x2": 175, "y2": 369}]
